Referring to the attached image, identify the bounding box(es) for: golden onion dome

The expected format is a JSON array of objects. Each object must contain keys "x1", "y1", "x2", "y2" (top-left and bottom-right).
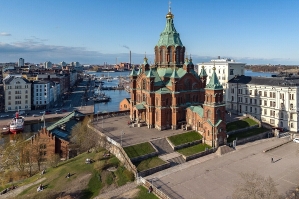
[{"x1": 166, "y1": 11, "x2": 174, "y2": 19}]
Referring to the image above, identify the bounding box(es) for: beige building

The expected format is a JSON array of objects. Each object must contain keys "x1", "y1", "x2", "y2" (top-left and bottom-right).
[
  {"x1": 228, "y1": 75, "x2": 299, "y2": 132},
  {"x1": 3, "y1": 75, "x2": 32, "y2": 112}
]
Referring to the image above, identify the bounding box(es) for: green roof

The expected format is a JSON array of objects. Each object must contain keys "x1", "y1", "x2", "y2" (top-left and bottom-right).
[
  {"x1": 199, "y1": 66, "x2": 208, "y2": 77},
  {"x1": 155, "y1": 87, "x2": 172, "y2": 94},
  {"x1": 205, "y1": 69, "x2": 223, "y2": 90},
  {"x1": 156, "y1": 12, "x2": 183, "y2": 47},
  {"x1": 188, "y1": 106, "x2": 203, "y2": 117},
  {"x1": 135, "y1": 103, "x2": 145, "y2": 110},
  {"x1": 146, "y1": 68, "x2": 155, "y2": 78},
  {"x1": 170, "y1": 68, "x2": 180, "y2": 79},
  {"x1": 130, "y1": 68, "x2": 137, "y2": 76},
  {"x1": 137, "y1": 68, "x2": 142, "y2": 75},
  {"x1": 47, "y1": 110, "x2": 85, "y2": 131},
  {"x1": 207, "y1": 119, "x2": 223, "y2": 127}
]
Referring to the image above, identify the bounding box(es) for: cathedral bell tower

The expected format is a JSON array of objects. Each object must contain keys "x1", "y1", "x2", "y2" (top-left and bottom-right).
[{"x1": 203, "y1": 66, "x2": 227, "y2": 147}]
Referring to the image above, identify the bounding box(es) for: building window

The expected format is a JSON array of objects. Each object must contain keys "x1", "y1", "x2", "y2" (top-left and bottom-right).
[
  {"x1": 254, "y1": 99, "x2": 257, "y2": 105},
  {"x1": 250, "y1": 107, "x2": 252, "y2": 112},
  {"x1": 264, "y1": 91, "x2": 267, "y2": 97},
  {"x1": 249, "y1": 90, "x2": 252, "y2": 95},
  {"x1": 290, "y1": 103, "x2": 293, "y2": 109},
  {"x1": 250, "y1": 99, "x2": 252, "y2": 104},
  {"x1": 231, "y1": 88, "x2": 234, "y2": 93},
  {"x1": 270, "y1": 119, "x2": 274, "y2": 124},
  {"x1": 290, "y1": 113, "x2": 293, "y2": 120},
  {"x1": 258, "y1": 91, "x2": 262, "y2": 96},
  {"x1": 245, "y1": 106, "x2": 248, "y2": 111},
  {"x1": 291, "y1": 123, "x2": 293, "y2": 128},
  {"x1": 264, "y1": 109, "x2": 267, "y2": 115},
  {"x1": 280, "y1": 112, "x2": 283, "y2": 119},
  {"x1": 230, "y1": 69, "x2": 234, "y2": 75},
  {"x1": 142, "y1": 79, "x2": 146, "y2": 90},
  {"x1": 264, "y1": 100, "x2": 267, "y2": 106},
  {"x1": 245, "y1": 98, "x2": 248, "y2": 103},
  {"x1": 231, "y1": 96, "x2": 234, "y2": 101}
]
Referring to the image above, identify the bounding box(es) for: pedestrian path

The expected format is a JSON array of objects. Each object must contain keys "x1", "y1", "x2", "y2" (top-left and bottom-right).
[
  {"x1": 95, "y1": 182, "x2": 137, "y2": 199},
  {"x1": 150, "y1": 138, "x2": 173, "y2": 155}
]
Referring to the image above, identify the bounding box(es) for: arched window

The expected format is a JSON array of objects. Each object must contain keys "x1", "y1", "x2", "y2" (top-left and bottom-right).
[
  {"x1": 162, "y1": 48, "x2": 166, "y2": 63},
  {"x1": 169, "y1": 48, "x2": 173, "y2": 62},
  {"x1": 176, "y1": 48, "x2": 180, "y2": 63},
  {"x1": 208, "y1": 130, "x2": 210, "y2": 136},
  {"x1": 156, "y1": 97, "x2": 159, "y2": 105},
  {"x1": 207, "y1": 110, "x2": 211, "y2": 119},
  {"x1": 142, "y1": 79, "x2": 146, "y2": 90},
  {"x1": 166, "y1": 98, "x2": 168, "y2": 106},
  {"x1": 217, "y1": 109, "x2": 221, "y2": 120}
]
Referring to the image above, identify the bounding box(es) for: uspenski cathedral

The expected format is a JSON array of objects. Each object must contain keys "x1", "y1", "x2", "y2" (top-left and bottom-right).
[{"x1": 128, "y1": 7, "x2": 227, "y2": 147}]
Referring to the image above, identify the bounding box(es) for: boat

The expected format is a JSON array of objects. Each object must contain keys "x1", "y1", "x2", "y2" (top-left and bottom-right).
[
  {"x1": 94, "y1": 96, "x2": 111, "y2": 103},
  {"x1": 9, "y1": 112, "x2": 24, "y2": 134},
  {"x1": 1, "y1": 127, "x2": 10, "y2": 135}
]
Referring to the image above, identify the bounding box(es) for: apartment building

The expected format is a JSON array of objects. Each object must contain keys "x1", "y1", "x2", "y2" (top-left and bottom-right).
[
  {"x1": 227, "y1": 75, "x2": 299, "y2": 132},
  {"x1": 198, "y1": 57, "x2": 246, "y2": 103},
  {"x1": 3, "y1": 75, "x2": 32, "y2": 112}
]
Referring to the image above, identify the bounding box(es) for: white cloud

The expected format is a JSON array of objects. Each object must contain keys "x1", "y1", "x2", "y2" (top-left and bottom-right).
[{"x1": 0, "y1": 32, "x2": 11, "y2": 36}]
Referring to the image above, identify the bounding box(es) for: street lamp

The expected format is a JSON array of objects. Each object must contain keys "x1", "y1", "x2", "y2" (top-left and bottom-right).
[{"x1": 120, "y1": 130, "x2": 125, "y2": 146}]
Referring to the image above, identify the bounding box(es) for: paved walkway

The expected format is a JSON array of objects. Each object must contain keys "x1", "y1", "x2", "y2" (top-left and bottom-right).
[
  {"x1": 145, "y1": 137, "x2": 299, "y2": 199},
  {"x1": 0, "y1": 177, "x2": 46, "y2": 199},
  {"x1": 95, "y1": 182, "x2": 137, "y2": 199}
]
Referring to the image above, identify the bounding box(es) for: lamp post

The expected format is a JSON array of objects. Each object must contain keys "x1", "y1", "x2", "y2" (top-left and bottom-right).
[{"x1": 120, "y1": 130, "x2": 124, "y2": 146}]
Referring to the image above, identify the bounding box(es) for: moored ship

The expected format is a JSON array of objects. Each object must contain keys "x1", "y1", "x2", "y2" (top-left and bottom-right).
[{"x1": 9, "y1": 112, "x2": 24, "y2": 134}]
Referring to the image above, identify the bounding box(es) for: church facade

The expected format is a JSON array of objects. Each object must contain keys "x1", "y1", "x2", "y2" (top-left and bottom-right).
[{"x1": 128, "y1": 9, "x2": 227, "y2": 146}]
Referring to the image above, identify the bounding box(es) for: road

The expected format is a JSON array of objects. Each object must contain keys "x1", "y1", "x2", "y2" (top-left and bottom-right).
[{"x1": 0, "y1": 78, "x2": 95, "y2": 127}]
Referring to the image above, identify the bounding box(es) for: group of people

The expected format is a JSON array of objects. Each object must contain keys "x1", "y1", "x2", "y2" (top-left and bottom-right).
[{"x1": 0, "y1": 185, "x2": 17, "y2": 195}]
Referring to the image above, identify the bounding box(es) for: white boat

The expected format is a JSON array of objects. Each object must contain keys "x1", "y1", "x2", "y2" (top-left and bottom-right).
[{"x1": 9, "y1": 112, "x2": 24, "y2": 134}]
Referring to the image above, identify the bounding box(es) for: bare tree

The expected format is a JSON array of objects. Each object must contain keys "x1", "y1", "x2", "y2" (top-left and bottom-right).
[
  {"x1": 70, "y1": 116, "x2": 99, "y2": 153},
  {"x1": 232, "y1": 172, "x2": 279, "y2": 199}
]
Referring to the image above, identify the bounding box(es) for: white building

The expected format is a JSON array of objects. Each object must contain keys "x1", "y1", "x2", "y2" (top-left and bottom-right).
[
  {"x1": 227, "y1": 75, "x2": 299, "y2": 132},
  {"x1": 18, "y1": 58, "x2": 24, "y2": 67},
  {"x1": 44, "y1": 61, "x2": 52, "y2": 69},
  {"x1": 3, "y1": 76, "x2": 32, "y2": 112},
  {"x1": 198, "y1": 57, "x2": 246, "y2": 103},
  {"x1": 32, "y1": 81, "x2": 52, "y2": 109}
]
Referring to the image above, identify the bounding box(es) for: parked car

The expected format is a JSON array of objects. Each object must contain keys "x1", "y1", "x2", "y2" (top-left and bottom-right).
[
  {"x1": 32, "y1": 114, "x2": 40, "y2": 117},
  {"x1": 0, "y1": 114, "x2": 9, "y2": 118},
  {"x1": 61, "y1": 109, "x2": 67, "y2": 112},
  {"x1": 40, "y1": 111, "x2": 51, "y2": 115},
  {"x1": 293, "y1": 138, "x2": 299, "y2": 143}
]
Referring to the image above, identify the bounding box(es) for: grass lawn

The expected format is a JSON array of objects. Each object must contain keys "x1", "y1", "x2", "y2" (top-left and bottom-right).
[
  {"x1": 227, "y1": 127, "x2": 269, "y2": 143},
  {"x1": 226, "y1": 117, "x2": 259, "y2": 132},
  {"x1": 124, "y1": 142, "x2": 156, "y2": 159},
  {"x1": 10, "y1": 149, "x2": 134, "y2": 199},
  {"x1": 177, "y1": 143, "x2": 212, "y2": 156},
  {"x1": 134, "y1": 157, "x2": 166, "y2": 172},
  {"x1": 134, "y1": 186, "x2": 159, "y2": 199},
  {"x1": 168, "y1": 131, "x2": 202, "y2": 146}
]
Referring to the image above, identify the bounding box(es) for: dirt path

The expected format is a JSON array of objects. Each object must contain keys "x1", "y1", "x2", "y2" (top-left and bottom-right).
[{"x1": 0, "y1": 177, "x2": 46, "y2": 199}]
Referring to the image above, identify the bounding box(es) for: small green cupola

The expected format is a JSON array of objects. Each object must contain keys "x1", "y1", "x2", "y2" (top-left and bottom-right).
[
  {"x1": 130, "y1": 66, "x2": 137, "y2": 77},
  {"x1": 199, "y1": 64, "x2": 208, "y2": 77},
  {"x1": 156, "y1": 9, "x2": 183, "y2": 48},
  {"x1": 142, "y1": 55, "x2": 150, "y2": 71},
  {"x1": 205, "y1": 67, "x2": 223, "y2": 90}
]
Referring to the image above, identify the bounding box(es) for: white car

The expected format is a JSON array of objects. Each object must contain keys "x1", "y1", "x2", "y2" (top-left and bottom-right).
[{"x1": 293, "y1": 138, "x2": 299, "y2": 143}]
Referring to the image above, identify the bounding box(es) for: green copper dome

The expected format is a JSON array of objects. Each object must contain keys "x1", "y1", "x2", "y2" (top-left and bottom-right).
[
  {"x1": 205, "y1": 67, "x2": 223, "y2": 90},
  {"x1": 156, "y1": 11, "x2": 183, "y2": 47},
  {"x1": 199, "y1": 65, "x2": 208, "y2": 77}
]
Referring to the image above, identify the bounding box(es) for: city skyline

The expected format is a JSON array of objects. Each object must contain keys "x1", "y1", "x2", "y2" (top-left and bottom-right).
[{"x1": 0, "y1": 0, "x2": 298, "y2": 65}]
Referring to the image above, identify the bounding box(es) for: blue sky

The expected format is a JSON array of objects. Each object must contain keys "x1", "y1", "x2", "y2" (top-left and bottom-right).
[{"x1": 0, "y1": 0, "x2": 298, "y2": 65}]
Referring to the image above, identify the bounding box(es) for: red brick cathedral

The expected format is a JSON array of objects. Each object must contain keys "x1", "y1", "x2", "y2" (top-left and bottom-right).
[{"x1": 129, "y1": 9, "x2": 227, "y2": 146}]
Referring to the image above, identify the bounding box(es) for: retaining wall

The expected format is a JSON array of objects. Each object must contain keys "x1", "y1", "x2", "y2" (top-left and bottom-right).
[
  {"x1": 182, "y1": 148, "x2": 217, "y2": 162},
  {"x1": 138, "y1": 162, "x2": 171, "y2": 177}
]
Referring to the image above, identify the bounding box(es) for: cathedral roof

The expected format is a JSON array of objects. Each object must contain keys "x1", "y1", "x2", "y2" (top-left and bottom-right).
[
  {"x1": 146, "y1": 68, "x2": 155, "y2": 78},
  {"x1": 188, "y1": 106, "x2": 203, "y2": 117},
  {"x1": 170, "y1": 68, "x2": 180, "y2": 79},
  {"x1": 130, "y1": 68, "x2": 137, "y2": 76},
  {"x1": 155, "y1": 87, "x2": 172, "y2": 94},
  {"x1": 156, "y1": 10, "x2": 183, "y2": 48},
  {"x1": 205, "y1": 67, "x2": 223, "y2": 90}
]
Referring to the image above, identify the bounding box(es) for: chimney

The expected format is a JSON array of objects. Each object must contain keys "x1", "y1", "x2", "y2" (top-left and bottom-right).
[{"x1": 130, "y1": 51, "x2": 132, "y2": 69}]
